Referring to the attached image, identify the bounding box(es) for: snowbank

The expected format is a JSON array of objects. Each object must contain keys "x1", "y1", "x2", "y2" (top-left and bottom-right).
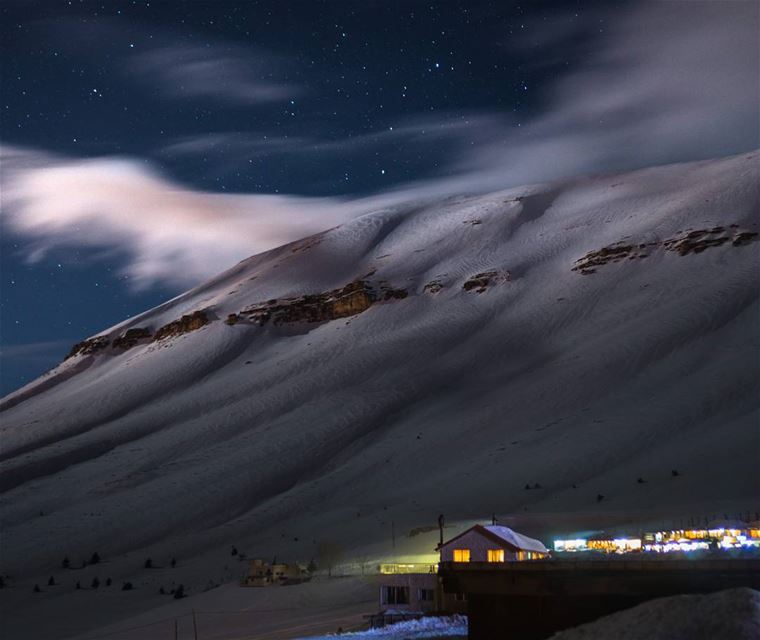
[
  {"x1": 296, "y1": 614, "x2": 468, "y2": 640},
  {"x1": 550, "y1": 588, "x2": 760, "y2": 640}
]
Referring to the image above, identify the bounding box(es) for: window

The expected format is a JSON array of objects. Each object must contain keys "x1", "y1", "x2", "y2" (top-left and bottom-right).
[
  {"x1": 418, "y1": 588, "x2": 435, "y2": 602},
  {"x1": 453, "y1": 549, "x2": 470, "y2": 562},
  {"x1": 382, "y1": 586, "x2": 409, "y2": 605},
  {"x1": 487, "y1": 549, "x2": 505, "y2": 562}
]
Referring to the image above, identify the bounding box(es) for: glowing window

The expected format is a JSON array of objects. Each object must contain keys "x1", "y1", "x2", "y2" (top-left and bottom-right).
[
  {"x1": 453, "y1": 549, "x2": 470, "y2": 562},
  {"x1": 487, "y1": 549, "x2": 505, "y2": 562}
]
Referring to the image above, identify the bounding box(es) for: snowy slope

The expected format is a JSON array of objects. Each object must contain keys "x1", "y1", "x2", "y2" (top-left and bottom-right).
[
  {"x1": 549, "y1": 588, "x2": 760, "y2": 640},
  {"x1": 1, "y1": 151, "x2": 759, "y2": 638}
]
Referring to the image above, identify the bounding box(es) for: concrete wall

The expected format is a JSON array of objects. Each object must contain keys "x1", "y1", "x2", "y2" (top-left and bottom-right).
[
  {"x1": 440, "y1": 558, "x2": 760, "y2": 640},
  {"x1": 440, "y1": 529, "x2": 516, "y2": 562},
  {"x1": 378, "y1": 573, "x2": 438, "y2": 613}
]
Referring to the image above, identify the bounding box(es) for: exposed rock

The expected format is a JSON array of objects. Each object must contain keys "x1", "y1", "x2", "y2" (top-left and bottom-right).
[
  {"x1": 64, "y1": 336, "x2": 110, "y2": 360},
  {"x1": 240, "y1": 280, "x2": 406, "y2": 327},
  {"x1": 112, "y1": 328, "x2": 152, "y2": 350},
  {"x1": 378, "y1": 281, "x2": 409, "y2": 300},
  {"x1": 423, "y1": 281, "x2": 443, "y2": 294},
  {"x1": 574, "y1": 225, "x2": 758, "y2": 274},
  {"x1": 153, "y1": 311, "x2": 210, "y2": 342},
  {"x1": 733, "y1": 231, "x2": 759, "y2": 246},
  {"x1": 463, "y1": 270, "x2": 510, "y2": 293},
  {"x1": 224, "y1": 314, "x2": 240, "y2": 326}
]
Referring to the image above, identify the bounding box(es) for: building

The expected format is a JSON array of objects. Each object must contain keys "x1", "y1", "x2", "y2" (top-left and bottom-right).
[
  {"x1": 242, "y1": 558, "x2": 307, "y2": 586},
  {"x1": 438, "y1": 524, "x2": 550, "y2": 563}
]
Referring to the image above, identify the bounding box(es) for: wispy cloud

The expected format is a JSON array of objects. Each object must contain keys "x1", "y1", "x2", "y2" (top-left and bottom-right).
[
  {"x1": 129, "y1": 45, "x2": 301, "y2": 104},
  {"x1": 0, "y1": 146, "x2": 354, "y2": 288},
  {"x1": 0, "y1": 341, "x2": 70, "y2": 360}
]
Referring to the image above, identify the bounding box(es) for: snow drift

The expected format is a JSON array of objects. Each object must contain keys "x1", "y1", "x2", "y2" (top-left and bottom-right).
[{"x1": 549, "y1": 588, "x2": 760, "y2": 640}]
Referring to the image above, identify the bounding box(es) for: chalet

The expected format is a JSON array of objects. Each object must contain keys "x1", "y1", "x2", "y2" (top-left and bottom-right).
[{"x1": 439, "y1": 524, "x2": 549, "y2": 562}]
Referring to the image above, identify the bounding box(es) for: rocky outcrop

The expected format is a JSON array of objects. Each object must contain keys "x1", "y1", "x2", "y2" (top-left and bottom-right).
[
  {"x1": 573, "y1": 225, "x2": 758, "y2": 274},
  {"x1": 463, "y1": 271, "x2": 510, "y2": 293},
  {"x1": 64, "y1": 336, "x2": 110, "y2": 360},
  {"x1": 152, "y1": 311, "x2": 210, "y2": 341},
  {"x1": 572, "y1": 243, "x2": 653, "y2": 274},
  {"x1": 423, "y1": 281, "x2": 443, "y2": 294},
  {"x1": 112, "y1": 327, "x2": 152, "y2": 350},
  {"x1": 663, "y1": 226, "x2": 758, "y2": 255},
  {"x1": 240, "y1": 280, "x2": 406, "y2": 327}
]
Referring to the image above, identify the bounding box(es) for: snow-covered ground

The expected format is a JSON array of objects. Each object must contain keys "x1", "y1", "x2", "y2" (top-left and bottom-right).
[
  {"x1": 550, "y1": 588, "x2": 760, "y2": 640},
  {"x1": 296, "y1": 615, "x2": 467, "y2": 640},
  {"x1": 1, "y1": 151, "x2": 758, "y2": 639}
]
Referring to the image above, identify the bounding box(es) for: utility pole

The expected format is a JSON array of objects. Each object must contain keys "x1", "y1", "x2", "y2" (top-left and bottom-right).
[
  {"x1": 192, "y1": 609, "x2": 198, "y2": 640},
  {"x1": 174, "y1": 619, "x2": 178, "y2": 640},
  {"x1": 438, "y1": 514, "x2": 445, "y2": 549}
]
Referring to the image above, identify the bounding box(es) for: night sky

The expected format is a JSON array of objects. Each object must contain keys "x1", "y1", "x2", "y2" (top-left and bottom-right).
[{"x1": 1, "y1": 0, "x2": 757, "y2": 395}]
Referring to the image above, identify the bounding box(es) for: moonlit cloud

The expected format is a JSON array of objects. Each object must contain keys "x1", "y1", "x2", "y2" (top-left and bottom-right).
[
  {"x1": 0, "y1": 146, "x2": 354, "y2": 288},
  {"x1": 1, "y1": 2, "x2": 757, "y2": 289},
  {"x1": 130, "y1": 45, "x2": 301, "y2": 104}
]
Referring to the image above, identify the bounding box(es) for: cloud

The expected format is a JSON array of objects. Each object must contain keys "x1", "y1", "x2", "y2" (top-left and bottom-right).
[
  {"x1": 0, "y1": 146, "x2": 356, "y2": 288},
  {"x1": 129, "y1": 45, "x2": 301, "y2": 104},
  {"x1": 0, "y1": 341, "x2": 70, "y2": 360},
  {"x1": 453, "y1": 0, "x2": 759, "y2": 189},
  {"x1": 2, "y1": 2, "x2": 757, "y2": 289}
]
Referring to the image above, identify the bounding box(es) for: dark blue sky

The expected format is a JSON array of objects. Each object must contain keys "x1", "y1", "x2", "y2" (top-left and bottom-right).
[{"x1": 1, "y1": 0, "x2": 756, "y2": 395}]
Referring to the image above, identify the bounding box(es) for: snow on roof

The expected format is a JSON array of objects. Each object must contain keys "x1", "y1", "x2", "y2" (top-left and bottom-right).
[{"x1": 483, "y1": 525, "x2": 549, "y2": 553}]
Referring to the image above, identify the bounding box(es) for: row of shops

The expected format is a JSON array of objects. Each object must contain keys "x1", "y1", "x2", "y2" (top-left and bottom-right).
[{"x1": 553, "y1": 521, "x2": 760, "y2": 554}]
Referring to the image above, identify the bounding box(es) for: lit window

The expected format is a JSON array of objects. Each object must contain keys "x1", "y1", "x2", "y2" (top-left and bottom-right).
[
  {"x1": 453, "y1": 549, "x2": 470, "y2": 562},
  {"x1": 487, "y1": 549, "x2": 504, "y2": 562}
]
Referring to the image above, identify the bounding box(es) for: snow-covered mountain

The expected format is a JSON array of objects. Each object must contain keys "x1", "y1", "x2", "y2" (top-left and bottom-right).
[{"x1": 1, "y1": 151, "x2": 758, "y2": 629}]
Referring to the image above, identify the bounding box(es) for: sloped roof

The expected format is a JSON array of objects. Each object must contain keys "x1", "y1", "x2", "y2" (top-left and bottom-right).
[
  {"x1": 483, "y1": 525, "x2": 549, "y2": 553},
  {"x1": 439, "y1": 524, "x2": 549, "y2": 554}
]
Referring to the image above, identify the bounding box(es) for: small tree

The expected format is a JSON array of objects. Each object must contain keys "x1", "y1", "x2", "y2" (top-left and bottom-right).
[
  {"x1": 144, "y1": 558, "x2": 153, "y2": 569},
  {"x1": 0, "y1": 576, "x2": 5, "y2": 589},
  {"x1": 307, "y1": 558, "x2": 318, "y2": 573},
  {"x1": 48, "y1": 576, "x2": 56, "y2": 586},
  {"x1": 230, "y1": 546, "x2": 238, "y2": 556},
  {"x1": 91, "y1": 577, "x2": 100, "y2": 589},
  {"x1": 105, "y1": 577, "x2": 112, "y2": 587},
  {"x1": 90, "y1": 552, "x2": 101, "y2": 565},
  {"x1": 33, "y1": 584, "x2": 41, "y2": 593},
  {"x1": 62, "y1": 557, "x2": 70, "y2": 569},
  {"x1": 121, "y1": 581, "x2": 133, "y2": 591},
  {"x1": 174, "y1": 584, "x2": 185, "y2": 599},
  {"x1": 75, "y1": 581, "x2": 81, "y2": 590},
  {"x1": 317, "y1": 542, "x2": 344, "y2": 578},
  {"x1": 170, "y1": 557, "x2": 177, "y2": 569}
]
